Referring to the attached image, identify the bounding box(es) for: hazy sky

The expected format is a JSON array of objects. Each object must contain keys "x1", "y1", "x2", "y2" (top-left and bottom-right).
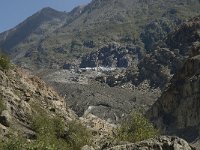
[{"x1": 0, "y1": 0, "x2": 91, "y2": 33}]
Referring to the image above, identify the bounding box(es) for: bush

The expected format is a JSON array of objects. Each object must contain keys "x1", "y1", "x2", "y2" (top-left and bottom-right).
[
  {"x1": 2, "y1": 115, "x2": 92, "y2": 150},
  {"x1": 2, "y1": 136, "x2": 26, "y2": 150},
  {"x1": 30, "y1": 114, "x2": 91, "y2": 150},
  {"x1": 62, "y1": 121, "x2": 92, "y2": 150},
  {"x1": 0, "y1": 53, "x2": 10, "y2": 70},
  {"x1": 116, "y1": 112, "x2": 159, "y2": 143}
]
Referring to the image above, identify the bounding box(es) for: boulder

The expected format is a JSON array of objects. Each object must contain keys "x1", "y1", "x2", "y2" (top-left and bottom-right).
[
  {"x1": 0, "y1": 110, "x2": 12, "y2": 127},
  {"x1": 81, "y1": 145, "x2": 95, "y2": 150}
]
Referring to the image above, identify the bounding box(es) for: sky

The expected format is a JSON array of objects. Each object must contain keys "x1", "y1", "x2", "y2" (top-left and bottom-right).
[{"x1": 0, "y1": 0, "x2": 91, "y2": 33}]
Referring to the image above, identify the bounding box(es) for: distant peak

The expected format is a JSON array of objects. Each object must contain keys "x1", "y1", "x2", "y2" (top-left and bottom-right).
[
  {"x1": 37, "y1": 7, "x2": 66, "y2": 18},
  {"x1": 40, "y1": 7, "x2": 57, "y2": 13}
]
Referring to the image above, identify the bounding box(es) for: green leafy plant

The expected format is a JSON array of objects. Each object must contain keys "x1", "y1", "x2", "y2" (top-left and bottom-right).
[
  {"x1": 2, "y1": 135, "x2": 26, "y2": 150},
  {"x1": 0, "y1": 53, "x2": 10, "y2": 70},
  {"x1": 30, "y1": 112, "x2": 91, "y2": 150},
  {"x1": 116, "y1": 112, "x2": 159, "y2": 143},
  {"x1": 2, "y1": 114, "x2": 92, "y2": 150},
  {"x1": 62, "y1": 121, "x2": 92, "y2": 150}
]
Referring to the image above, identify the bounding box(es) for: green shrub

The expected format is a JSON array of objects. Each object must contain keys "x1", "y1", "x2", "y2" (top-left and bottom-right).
[
  {"x1": 2, "y1": 135, "x2": 26, "y2": 150},
  {"x1": 30, "y1": 114, "x2": 91, "y2": 150},
  {"x1": 116, "y1": 112, "x2": 159, "y2": 143},
  {"x1": 2, "y1": 101, "x2": 91, "y2": 150},
  {"x1": 62, "y1": 121, "x2": 92, "y2": 150},
  {"x1": 2, "y1": 115, "x2": 91, "y2": 150},
  {"x1": 0, "y1": 53, "x2": 10, "y2": 70}
]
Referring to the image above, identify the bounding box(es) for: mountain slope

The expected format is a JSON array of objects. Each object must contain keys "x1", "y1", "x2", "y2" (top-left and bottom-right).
[
  {"x1": 0, "y1": 7, "x2": 67, "y2": 53},
  {"x1": 0, "y1": 67, "x2": 76, "y2": 139},
  {"x1": 137, "y1": 15, "x2": 200, "y2": 89},
  {"x1": 1, "y1": 0, "x2": 200, "y2": 70}
]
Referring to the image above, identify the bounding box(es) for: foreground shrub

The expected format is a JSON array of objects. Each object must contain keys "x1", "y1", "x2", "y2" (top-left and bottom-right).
[
  {"x1": 62, "y1": 121, "x2": 92, "y2": 149},
  {"x1": 2, "y1": 113, "x2": 92, "y2": 150},
  {"x1": 0, "y1": 53, "x2": 10, "y2": 70},
  {"x1": 117, "y1": 112, "x2": 159, "y2": 143},
  {"x1": 2, "y1": 136, "x2": 26, "y2": 150}
]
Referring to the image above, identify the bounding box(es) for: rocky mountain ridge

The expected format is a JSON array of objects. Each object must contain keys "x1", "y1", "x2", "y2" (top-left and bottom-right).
[
  {"x1": 1, "y1": 0, "x2": 200, "y2": 70},
  {"x1": 97, "y1": 15, "x2": 200, "y2": 90}
]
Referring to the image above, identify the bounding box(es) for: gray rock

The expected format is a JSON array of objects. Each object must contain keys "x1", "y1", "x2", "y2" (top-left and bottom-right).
[
  {"x1": 107, "y1": 136, "x2": 195, "y2": 150},
  {"x1": 0, "y1": 110, "x2": 12, "y2": 127},
  {"x1": 147, "y1": 55, "x2": 200, "y2": 143},
  {"x1": 80, "y1": 43, "x2": 144, "y2": 68},
  {"x1": 81, "y1": 145, "x2": 95, "y2": 150}
]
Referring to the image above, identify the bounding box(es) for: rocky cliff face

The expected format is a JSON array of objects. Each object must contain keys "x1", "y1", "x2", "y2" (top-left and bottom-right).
[
  {"x1": 80, "y1": 43, "x2": 144, "y2": 68},
  {"x1": 147, "y1": 25, "x2": 200, "y2": 145},
  {"x1": 134, "y1": 15, "x2": 200, "y2": 89},
  {"x1": 147, "y1": 54, "x2": 200, "y2": 143},
  {"x1": 0, "y1": 67, "x2": 76, "y2": 138},
  {"x1": 91, "y1": 16, "x2": 200, "y2": 91}
]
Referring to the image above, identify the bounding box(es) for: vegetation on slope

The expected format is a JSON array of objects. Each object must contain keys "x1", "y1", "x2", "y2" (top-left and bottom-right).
[
  {"x1": 1, "y1": 0, "x2": 200, "y2": 69},
  {"x1": 116, "y1": 112, "x2": 159, "y2": 143},
  {"x1": 1, "y1": 112, "x2": 92, "y2": 150},
  {"x1": 0, "y1": 53, "x2": 10, "y2": 70}
]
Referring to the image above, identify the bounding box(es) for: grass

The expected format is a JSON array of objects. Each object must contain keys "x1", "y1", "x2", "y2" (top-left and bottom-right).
[
  {"x1": 1, "y1": 102, "x2": 92, "y2": 150},
  {"x1": 2, "y1": 117, "x2": 92, "y2": 150},
  {"x1": 116, "y1": 112, "x2": 159, "y2": 143}
]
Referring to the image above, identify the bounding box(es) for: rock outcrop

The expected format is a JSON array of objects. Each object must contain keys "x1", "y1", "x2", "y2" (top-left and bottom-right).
[
  {"x1": 80, "y1": 113, "x2": 117, "y2": 149},
  {"x1": 80, "y1": 43, "x2": 144, "y2": 68},
  {"x1": 144, "y1": 16, "x2": 200, "y2": 148},
  {"x1": 0, "y1": 67, "x2": 76, "y2": 138},
  {"x1": 107, "y1": 136, "x2": 195, "y2": 150},
  {"x1": 147, "y1": 54, "x2": 200, "y2": 143},
  {"x1": 137, "y1": 15, "x2": 200, "y2": 89}
]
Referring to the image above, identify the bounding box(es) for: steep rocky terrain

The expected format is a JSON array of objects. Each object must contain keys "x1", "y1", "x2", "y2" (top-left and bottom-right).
[
  {"x1": 147, "y1": 54, "x2": 200, "y2": 143},
  {"x1": 0, "y1": 66, "x2": 118, "y2": 149},
  {"x1": 146, "y1": 16, "x2": 200, "y2": 148},
  {"x1": 101, "y1": 15, "x2": 200, "y2": 90},
  {"x1": 0, "y1": 67, "x2": 76, "y2": 139},
  {"x1": 137, "y1": 15, "x2": 200, "y2": 89},
  {"x1": 80, "y1": 43, "x2": 144, "y2": 68},
  {"x1": 1, "y1": 0, "x2": 200, "y2": 70},
  {"x1": 108, "y1": 136, "x2": 195, "y2": 150}
]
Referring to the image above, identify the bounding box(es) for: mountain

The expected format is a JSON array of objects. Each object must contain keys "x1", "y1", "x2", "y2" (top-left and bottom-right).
[
  {"x1": 137, "y1": 15, "x2": 200, "y2": 89},
  {"x1": 0, "y1": 7, "x2": 67, "y2": 53},
  {"x1": 100, "y1": 15, "x2": 200, "y2": 90},
  {"x1": 146, "y1": 16, "x2": 200, "y2": 147},
  {"x1": 0, "y1": 0, "x2": 200, "y2": 70}
]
